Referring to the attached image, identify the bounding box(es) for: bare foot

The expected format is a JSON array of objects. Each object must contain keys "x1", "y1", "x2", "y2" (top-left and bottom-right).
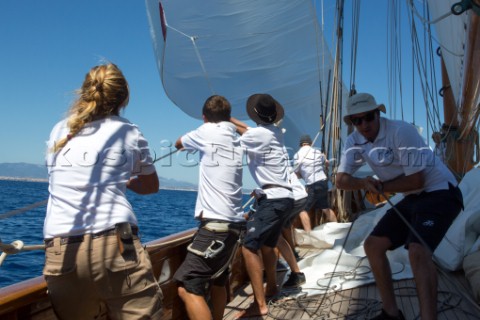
[{"x1": 234, "y1": 302, "x2": 268, "y2": 319}]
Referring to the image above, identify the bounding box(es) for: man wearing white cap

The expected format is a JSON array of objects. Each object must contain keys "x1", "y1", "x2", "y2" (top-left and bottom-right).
[{"x1": 336, "y1": 92, "x2": 463, "y2": 320}]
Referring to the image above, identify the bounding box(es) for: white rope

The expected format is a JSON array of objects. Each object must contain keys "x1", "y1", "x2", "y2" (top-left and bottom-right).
[
  {"x1": 152, "y1": 148, "x2": 180, "y2": 164},
  {"x1": 0, "y1": 240, "x2": 45, "y2": 267},
  {"x1": 241, "y1": 195, "x2": 255, "y2": 210}
]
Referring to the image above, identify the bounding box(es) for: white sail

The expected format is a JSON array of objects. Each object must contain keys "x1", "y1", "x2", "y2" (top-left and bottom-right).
[{"x1": 145, "y1": 0, "x2": 346, "y2": 153}]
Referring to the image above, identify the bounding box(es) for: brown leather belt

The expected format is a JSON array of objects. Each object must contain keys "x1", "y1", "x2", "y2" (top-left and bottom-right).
[
  {"x1": 44, "y1": 226, "x2": 138, "y2": 248},
  {"x1": 261, "y1": 184, "x2": 292, "y2": 191}
]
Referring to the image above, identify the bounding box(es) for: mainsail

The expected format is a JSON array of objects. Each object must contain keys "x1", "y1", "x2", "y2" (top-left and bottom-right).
[{"x1": 145, "y1": 0, "x2": 348, "y2": 154}]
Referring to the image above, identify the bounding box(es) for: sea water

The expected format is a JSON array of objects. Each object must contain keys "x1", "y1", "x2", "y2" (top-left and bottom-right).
[{"x1": 0, "y1": 179, "x2": 250, "y2": 288}]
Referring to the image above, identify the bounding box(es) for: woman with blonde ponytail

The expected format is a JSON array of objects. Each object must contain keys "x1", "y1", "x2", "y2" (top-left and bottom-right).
[{"x1": 43, "y1": 63, "x2": 163, "y2": 320}]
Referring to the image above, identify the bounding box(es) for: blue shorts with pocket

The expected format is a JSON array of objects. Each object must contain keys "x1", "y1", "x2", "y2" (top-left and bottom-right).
[
  {"x1": 305, "y1": 180, "x2": 329, "y2": 210},
  {"x1": 370, "y1": 183, "x2": 463, "y2": 251},
  {"x1": 243, "y1": 197, "x2": 294, "y2": 251}
]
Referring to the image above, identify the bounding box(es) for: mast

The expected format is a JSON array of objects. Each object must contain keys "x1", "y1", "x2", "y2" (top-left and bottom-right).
[{"x1": 441, "y1": 10, "x2": 480, "y2": 178}]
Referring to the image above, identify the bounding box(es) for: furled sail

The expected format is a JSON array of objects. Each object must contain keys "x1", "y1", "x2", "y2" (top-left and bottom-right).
[
  {"x1": 426, "y1": 0, "x2": 469, "y2": 106},
  {"x1": 422, "y1": 0, "x2": 480, "y2": 174},
  {"x1": 145, "y1": 0, "x2": 346, "y2": 153}
]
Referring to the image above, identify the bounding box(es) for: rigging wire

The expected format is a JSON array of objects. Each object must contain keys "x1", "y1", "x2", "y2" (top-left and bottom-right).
[
  {"x1": 407, "y1": 0, "x2": 456, "y2": 25},
  {"x1": 348, "y1": 0, "x2": 359, "y2": 94},
  {"x1": 387, "y1": 0, "x2": 406, "y2": 121},
  {"x1": 309, "y1": 0, "x2": 329, "y2": 155},
  {"x1": 407, "y1": 5, "x2": 438, "y2": 134}
]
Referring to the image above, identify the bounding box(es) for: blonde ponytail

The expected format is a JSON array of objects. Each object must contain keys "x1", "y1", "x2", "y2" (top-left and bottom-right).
[{"x1": 51, "y1": 63, "x2": 129, "y2": 153}]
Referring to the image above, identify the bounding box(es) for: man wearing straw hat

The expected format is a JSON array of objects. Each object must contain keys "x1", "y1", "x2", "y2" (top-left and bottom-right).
[
  {"x1": 231, "y1": 93, "x2": 294, "y2": 318},
  {"x1": 336, "y1": 92, "x2": 463, "y2": 320}
]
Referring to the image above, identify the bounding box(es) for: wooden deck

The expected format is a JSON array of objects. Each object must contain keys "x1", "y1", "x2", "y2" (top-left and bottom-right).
[
  {"x1": 0, "y1": 231, "x2": 478, "y2": 319},
  {"x1": 223, "y1": 246, "x2": 480, "y2": 320}
]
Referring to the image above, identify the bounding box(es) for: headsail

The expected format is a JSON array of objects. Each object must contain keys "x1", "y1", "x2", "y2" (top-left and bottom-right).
[{"x1": 145, "y1": 0, "x2": 347, "y2": 153}]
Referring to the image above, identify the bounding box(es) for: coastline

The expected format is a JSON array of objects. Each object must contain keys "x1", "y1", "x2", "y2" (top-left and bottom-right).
[
  {"x1": 0, "y1": 176, "x2": 48, "y2": 183},
  {"x1": 0, "y1": 176, "x2": 198, "y2": 192},
  {"x1": 0, "y1": 177, "x2": 253, "y2": 193}
]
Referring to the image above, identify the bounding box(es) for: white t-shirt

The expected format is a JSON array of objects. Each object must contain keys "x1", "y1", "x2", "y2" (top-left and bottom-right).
[
  {"x1": 289, "y1": 170, "x2": 308, "y2": 201},
  {"x1": 337, "y1": 117, "x2": 457, "y2": 194},
  {"x1": 293, "y1": 145, "x2": 328, "y2": 185},
  {"x1": 181, "y1": 121, "x2": 245, "y2": 222},
  {"x1": 44, "y1": 116, "x2": 156, "y2": 238},
  {"x1": 240, "y1": 124, "x2": 293, "y2": 199}
]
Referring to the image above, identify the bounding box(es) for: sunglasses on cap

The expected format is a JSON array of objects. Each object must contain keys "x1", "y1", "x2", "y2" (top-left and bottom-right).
[{"x1": 350, "y1": 110, "x2": 377, "y2": 126}]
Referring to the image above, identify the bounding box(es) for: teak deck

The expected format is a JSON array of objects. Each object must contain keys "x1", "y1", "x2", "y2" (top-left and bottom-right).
[
  {"x1": 222, "y1": 246, "x2": 480, "y2": 320},
  {"x1": 0, "y1": 231, "x2": 478, "y2": 319}
]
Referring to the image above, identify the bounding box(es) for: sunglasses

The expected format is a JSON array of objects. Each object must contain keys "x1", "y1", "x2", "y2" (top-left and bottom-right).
[{"x1": 350, "y1": 110, "x2": 377, "y2": 126}]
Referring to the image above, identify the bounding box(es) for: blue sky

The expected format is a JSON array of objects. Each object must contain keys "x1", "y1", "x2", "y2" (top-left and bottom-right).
[{"x1": 0, "y1": 1, "x2": 438, "y2": 189}]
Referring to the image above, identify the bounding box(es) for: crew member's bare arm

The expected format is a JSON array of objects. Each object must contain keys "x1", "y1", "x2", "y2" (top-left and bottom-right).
[
  {"x1": 127, "y1": 171, "x2": 159, "y2": 195},
  {"x1": 175, "y1": 136, "x2": 183, "y2": 150},
  {"x1": 336, "y1": 171, "x2": 424, "y2": 194},
  {"x1": 230, "y1": 117, "x2": 249, "y2": 135}
]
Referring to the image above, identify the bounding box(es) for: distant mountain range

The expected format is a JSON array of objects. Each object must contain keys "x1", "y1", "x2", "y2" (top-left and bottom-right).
[{"x1": 0, "y1": 162, "x2": 197, "y2": 190}]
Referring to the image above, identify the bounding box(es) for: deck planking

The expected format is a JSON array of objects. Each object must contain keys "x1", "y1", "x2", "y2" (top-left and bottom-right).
[{"x1": 223, "y1": 246, "x2": 480, "y2": 319}]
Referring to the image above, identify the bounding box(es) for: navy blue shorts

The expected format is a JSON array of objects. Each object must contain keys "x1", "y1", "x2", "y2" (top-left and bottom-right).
[
  {"x1": 243, "y1": 197, "x2": 294, "y2": 251},
  {"x1": 173, "y1": 220, "x2": 242, "y2": 296},
  {"x1": 304, "y1": 180, "x2": 329, "y2": 210},
  {"x1": 370, "y1": 184, "x2": 463, "y2": 251}
]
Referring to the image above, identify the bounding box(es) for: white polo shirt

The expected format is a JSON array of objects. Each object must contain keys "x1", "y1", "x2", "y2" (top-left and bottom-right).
[
  {"x1": 44, "y1": 116, "x2": 156, "y2": 238},
  {"x1": 293, "y1": 145, "x2": 328, "y2": 185},
  {"x1": 338, "y1": 117, "x2": 457, "y2": 194},
  {"x1": 240, "y1": 124, "x2": 293, "y2": 199},
  {"x1": 181, "y1": 121, "x2": 245, "y2": 222}
]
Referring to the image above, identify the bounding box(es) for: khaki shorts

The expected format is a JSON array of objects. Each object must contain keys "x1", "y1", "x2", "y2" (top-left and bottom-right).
[{"x1": 44, "y1": 233, "x2": 163, "y2": 320}]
